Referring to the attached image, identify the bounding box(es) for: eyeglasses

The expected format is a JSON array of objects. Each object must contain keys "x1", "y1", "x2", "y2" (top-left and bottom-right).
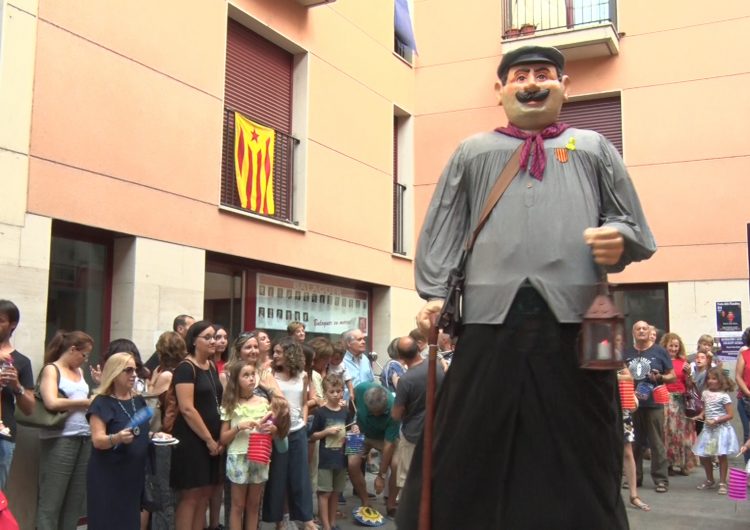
[
  {"x1": 122, "y1": 367, "x2": 137, "y2": 375},
  {"x1": 197, "y1": 335, "x2": 216, "y2": 341}
]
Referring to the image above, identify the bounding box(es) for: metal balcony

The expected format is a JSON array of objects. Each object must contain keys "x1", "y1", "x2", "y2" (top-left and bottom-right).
[{"x1": 502, "y1": 0, "x2": 620, "y2": 61}]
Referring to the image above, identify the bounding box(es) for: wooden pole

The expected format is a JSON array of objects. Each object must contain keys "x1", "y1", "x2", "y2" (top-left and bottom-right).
[{"x1": 419, "y1": 322, "x2": 439, "y2": 530}]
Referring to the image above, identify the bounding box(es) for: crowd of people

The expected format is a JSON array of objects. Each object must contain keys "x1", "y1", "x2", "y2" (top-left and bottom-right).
[
  {"x1": 0, "y1": 300, "x2": 454, "y2": 530},
  {"x1": 620, "y1": 320, "x2": 750, "y2": 511},
  {"x1": 3, "y1": 295, "x2": 750, "y2": 529}
]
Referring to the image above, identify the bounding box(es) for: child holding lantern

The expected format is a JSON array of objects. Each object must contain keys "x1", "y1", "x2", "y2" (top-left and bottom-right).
[{"x1": 693, "y1": 368, "x2": 739, "y2": 495}]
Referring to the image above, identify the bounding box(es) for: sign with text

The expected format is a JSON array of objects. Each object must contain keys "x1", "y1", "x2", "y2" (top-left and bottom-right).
[
  {"x1": 716, "y1": 301, "x2": 742, "y2": 332},
  {"x1": 255, "y1": 273, "x2": 368, "y2": 335}
]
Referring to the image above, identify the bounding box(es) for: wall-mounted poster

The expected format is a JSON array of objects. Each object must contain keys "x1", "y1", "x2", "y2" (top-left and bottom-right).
[
  {"x1": 255, "y1": 273, "x2": 369, "y2": 334},
  {"x1": 716, "y1": 301, "x2": 742, "y2": 332}
]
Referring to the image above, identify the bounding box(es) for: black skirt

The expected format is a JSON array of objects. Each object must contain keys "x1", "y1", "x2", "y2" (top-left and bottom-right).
[{"x1": 396, "y1": 288, "x2": 629, "y2": 530}]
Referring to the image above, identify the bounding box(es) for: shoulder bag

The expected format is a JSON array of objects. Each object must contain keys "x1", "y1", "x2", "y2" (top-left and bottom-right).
[
  {"x1": 437, "y1": 146, "x2": 522, "y2": 337},
  {"x1": 683, "y1": 379, "x2": 703, "y2": 418},
  {"x1": 15, "y1": 364, "x2": 69, "y2": 429},
  {"x1": 161, "y1": 360, "x2": 196, "y2": 434}
]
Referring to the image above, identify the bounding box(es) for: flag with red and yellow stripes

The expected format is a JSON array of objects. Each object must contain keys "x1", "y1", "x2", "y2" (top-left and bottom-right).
[{"x1": 234, "y1": 113, "x2": 276, "y2": 215}]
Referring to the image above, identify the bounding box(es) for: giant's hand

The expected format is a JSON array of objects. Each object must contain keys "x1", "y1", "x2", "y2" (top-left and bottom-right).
[
  {"x1": 583, "y1": 227, "x2": 624, "y2": 266},
  {"x1": 416, "y1": 299, "x2": 444, "y2": 336}
]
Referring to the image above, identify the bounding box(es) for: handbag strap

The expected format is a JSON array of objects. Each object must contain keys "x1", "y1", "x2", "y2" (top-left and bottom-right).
[
  {"x1": 34, "y1": 363, "x2": 62, "y2": 393},
  {"x1": 464, "y1": 145, "x2": 522, "y2": 252}
]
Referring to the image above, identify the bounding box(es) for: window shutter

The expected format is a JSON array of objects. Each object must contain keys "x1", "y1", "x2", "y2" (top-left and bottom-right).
[
  {"x1": 559, "y1": 96, "x2": 622, "y2": 155},
  {"x1": 225, "y1": 20, "x2": 292, "y2": 133},
  {"x1": 222, "y1": 20, "x2": 296, "y2": 223}
]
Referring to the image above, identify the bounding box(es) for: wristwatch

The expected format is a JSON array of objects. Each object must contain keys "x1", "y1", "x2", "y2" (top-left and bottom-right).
[{"x1": 13, "y1": 385, "x2": 24, "y2": 396}]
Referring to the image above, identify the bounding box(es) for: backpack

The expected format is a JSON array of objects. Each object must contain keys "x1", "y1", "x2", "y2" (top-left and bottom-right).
[{"x1": 161, "y1": 360, "x2": 196, "y2": 434}]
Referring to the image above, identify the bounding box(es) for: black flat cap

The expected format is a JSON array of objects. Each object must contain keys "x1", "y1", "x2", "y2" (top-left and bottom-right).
[{"x1": 497, "y1": 45, "x2": 565, "y2": 81}]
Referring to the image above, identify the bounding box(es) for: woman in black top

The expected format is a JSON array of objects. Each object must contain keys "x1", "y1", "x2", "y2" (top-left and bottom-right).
[{"x1": 171, "y1": 321, "x2": 224, "y2": 530}]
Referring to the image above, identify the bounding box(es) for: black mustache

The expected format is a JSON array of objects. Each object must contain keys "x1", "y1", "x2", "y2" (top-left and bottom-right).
[{"x1": 516, "y1": 89, "x2": 550, "y2": 103}]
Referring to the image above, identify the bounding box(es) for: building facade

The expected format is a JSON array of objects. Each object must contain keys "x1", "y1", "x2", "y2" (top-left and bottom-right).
[{"x1": 1, "y1": 0, "x2": 748, "y2": 525}]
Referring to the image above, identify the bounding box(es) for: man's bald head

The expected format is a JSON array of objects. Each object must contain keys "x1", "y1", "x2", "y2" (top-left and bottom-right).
[{"x1": 397, "y1": 336, "x2": 419, "y2": 361}]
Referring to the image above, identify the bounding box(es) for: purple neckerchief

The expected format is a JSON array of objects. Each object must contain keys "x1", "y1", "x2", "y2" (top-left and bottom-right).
[{"x1": 495, "y1": 122, "x2": 570, "y2": 180}]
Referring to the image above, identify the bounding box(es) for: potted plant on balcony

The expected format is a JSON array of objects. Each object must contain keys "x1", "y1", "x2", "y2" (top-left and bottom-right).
[
  {"x1": 504, "y1": 27, "x2": 522, "y2": 39},
  {"x1": 520, "y1": 23, "x2": 536, "y2": 36}
]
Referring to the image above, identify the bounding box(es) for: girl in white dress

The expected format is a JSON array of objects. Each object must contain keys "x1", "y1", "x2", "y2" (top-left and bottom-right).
[{"x1": 693, "y1": 367, "x2": 739, "y2": 495}]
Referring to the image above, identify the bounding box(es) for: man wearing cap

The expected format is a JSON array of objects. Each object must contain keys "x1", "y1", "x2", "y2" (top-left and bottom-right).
[{"x1": 396, "y1": 46, "x2": 656, "y2": 529}]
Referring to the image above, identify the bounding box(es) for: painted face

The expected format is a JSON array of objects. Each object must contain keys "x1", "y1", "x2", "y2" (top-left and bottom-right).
[
  {"x1": 325, "y1": 384, "x2": 343, "y2": 405},
  {"x1": 118, "y1": 359, "x2": 137, "y2": 390},
  {"x1": 496, "y1": 63, "x2": 569, "y2": 131},
  {"x1": 240, "y1": 337, "x2": 259, "y2": 363},
  {"x1": 238, "y1": 364, "x2": 257, "y2": 392},
  {"x1": 666, "y1": 339, "x2": 680, "y2": 358},
  {"x1": 214, "y1": 329, "x2": 228, "y2": 354}
]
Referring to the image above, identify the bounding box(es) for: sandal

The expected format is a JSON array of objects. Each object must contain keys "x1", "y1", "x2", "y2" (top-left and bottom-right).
[
  {"x1": 718, "y1": 483, "x2": 728, "y2": 495},
  {"x1": 696, "y1": 480, "x2": 716, "y2": 490},
  {"x1": 655, "y1": 482, "x2": 668, "y2": 493},
  {"x1": 629, "y1": 496, "x2": 651, "y2": 511}
]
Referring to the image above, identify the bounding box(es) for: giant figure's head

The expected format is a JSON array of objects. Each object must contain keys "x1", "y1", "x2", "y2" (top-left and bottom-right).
[{"x1": 495, "y1": 46, "x2": 570, "y2": 132}]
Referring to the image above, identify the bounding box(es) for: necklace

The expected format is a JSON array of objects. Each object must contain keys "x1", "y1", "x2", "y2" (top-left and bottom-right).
[
  {"x1": 205, "y1": 363, "x2": 221, "y2": 414},
  {"x1": 114, "y1": 395, "x2": 141, "y2": 436}
]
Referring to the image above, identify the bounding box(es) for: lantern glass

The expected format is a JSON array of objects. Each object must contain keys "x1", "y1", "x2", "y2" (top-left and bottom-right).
[{"x1": 580, "y1": 317, "x2": 624, "y2": 370}]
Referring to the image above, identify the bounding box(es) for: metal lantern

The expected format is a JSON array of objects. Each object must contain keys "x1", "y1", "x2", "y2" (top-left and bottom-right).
[{"x1": 579, "y1": 281, "x2": 625, "y2": 370}]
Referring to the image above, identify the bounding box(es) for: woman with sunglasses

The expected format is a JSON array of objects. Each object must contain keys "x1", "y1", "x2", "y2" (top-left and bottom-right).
[
  {"x1": 171, "y1": 321, "x2": 224, "y2": 530},
  {"x1": 86, "y1": 352, "x2": 151, "y2": 529}
]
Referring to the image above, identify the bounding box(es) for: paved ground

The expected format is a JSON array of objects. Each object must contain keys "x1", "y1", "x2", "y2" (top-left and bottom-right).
[
  {"x1": 260, "y1": 457, "x2": 750, "y2": 530},
  {"x1": 626, "y1": 457, "x2": 750, "y2": 530}
]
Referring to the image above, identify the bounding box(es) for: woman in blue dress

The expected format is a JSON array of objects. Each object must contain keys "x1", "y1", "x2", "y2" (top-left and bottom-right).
[{"x1": 87, "y1": 352, "x2": 151, "y2": 529}]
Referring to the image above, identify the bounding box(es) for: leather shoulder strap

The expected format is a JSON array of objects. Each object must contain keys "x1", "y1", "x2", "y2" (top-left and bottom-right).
[{"x1": 465, "y1": 145, "x2": 522, "y2": 252}]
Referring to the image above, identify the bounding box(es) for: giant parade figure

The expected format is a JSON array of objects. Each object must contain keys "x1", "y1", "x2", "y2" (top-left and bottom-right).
[{"x1": 396, "y1": 46, "x2": 656, "y2": 529}]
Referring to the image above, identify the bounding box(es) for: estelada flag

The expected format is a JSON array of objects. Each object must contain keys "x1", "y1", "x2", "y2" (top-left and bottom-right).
[{"x1": 234, "y1": 113, "x2": 276, "y2": 215}]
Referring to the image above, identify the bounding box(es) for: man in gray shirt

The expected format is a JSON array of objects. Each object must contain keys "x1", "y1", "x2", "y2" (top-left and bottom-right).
[{"x1": 397, "y1": 45, "x2": 656, "y2": 530}]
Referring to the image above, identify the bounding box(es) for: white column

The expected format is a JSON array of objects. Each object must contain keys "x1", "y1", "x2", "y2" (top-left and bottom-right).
[{"x1": 111, "y1": 237, "x2": 206, "y2": 355}]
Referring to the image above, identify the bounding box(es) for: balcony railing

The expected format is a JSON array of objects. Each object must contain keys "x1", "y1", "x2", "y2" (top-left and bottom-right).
[
  {"x1": 503, "y1": 0, "x2": 617, "y2": 39},
  {"x1": 221, "y1": 108, "x2": 298, "y2": 224},
  {"x1": 393, "y1": 182, "x2": 407, "y2": 255}
]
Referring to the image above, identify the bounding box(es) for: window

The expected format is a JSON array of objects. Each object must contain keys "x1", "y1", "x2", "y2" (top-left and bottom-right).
[
  {"x1": 393, "y1": 109, "x2": 414, "y2": 256},
  {"x1": 393, "y1": 117, "x2": 406, "y2": 255},
  {"x1": 204, "y1": 265, "x2": 244, "y2": 339},
  {"x1": 394, "y1": 0, "x2": 416, "y2": 62},
  {"x1": 559, "y1": 95, "x2": 622, "y2": 154},
  {"x1": 612, "y1": 283, "x2": 669, "y2": 337},
  {"x1": 46, "y1": 222, "x2": 112, "y2": 361},
  {"x1": 221, "y1": 19, "x2": 299, "y2": 223}
]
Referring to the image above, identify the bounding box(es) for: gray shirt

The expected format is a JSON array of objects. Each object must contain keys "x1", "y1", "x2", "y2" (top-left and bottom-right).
[
  {"x1": 415, "y1": 128, "x2": 656, "y2": 324},
  {"x1": 394, "y1": 359, "x2": 445, "y2": 443}
]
